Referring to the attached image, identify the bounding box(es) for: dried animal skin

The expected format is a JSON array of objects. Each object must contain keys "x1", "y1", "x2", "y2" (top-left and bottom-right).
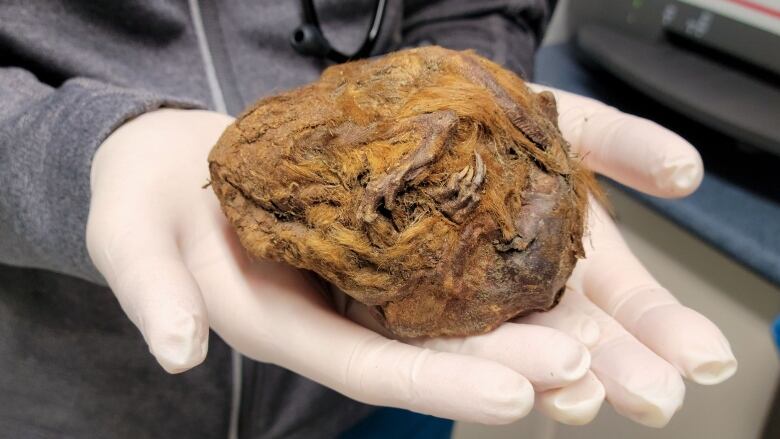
[{"x1": 208, "y1": 46, "x2": 597, "y2": 338}]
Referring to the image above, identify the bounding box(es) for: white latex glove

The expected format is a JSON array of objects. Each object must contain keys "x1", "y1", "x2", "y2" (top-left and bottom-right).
[
  {"x1": 87, "y1": 108, "x2": 591, "y2": 424},
  {"x1": 514, "y1": 85, "x2": 737, "y2": 427}
]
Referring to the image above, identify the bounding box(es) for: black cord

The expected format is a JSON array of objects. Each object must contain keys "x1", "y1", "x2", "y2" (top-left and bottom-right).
[{"x1": 291, "y1": 0, "x2": 386, "y2": 63}]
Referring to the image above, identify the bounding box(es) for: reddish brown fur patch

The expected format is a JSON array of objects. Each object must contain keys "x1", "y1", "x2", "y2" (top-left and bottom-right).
[{"x1": 208, "y1": 46, "x2": 599, "y2": 337}]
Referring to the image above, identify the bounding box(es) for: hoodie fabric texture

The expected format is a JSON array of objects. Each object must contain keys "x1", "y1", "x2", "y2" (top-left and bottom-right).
[{"x1": 0, "y1": 0, "x2": 548, "y2": 437}]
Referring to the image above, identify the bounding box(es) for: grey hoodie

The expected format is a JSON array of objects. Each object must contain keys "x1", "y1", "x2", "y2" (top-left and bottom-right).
[{"x1": 0, "y1": 0, "x2": 548, "y2": 437}]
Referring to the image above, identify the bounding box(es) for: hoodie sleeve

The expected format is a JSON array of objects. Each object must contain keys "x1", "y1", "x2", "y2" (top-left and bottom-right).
[
  {"x1": 0, "y1": 67, "x2": 204, "y2": 285},
  {"x1": 401, "y1": 0, "x2": 552, "y2": 80}
]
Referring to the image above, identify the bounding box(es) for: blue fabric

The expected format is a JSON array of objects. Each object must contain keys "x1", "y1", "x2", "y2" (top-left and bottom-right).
[
  {"x1": 773, "y1": 316, "x2": 780, "y2": 352},
  {"x1": 339, "y1": 408, "x2": 454, "y2": 439}
]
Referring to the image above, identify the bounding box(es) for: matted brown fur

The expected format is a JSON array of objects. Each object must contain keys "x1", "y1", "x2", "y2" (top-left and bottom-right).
[{"x1": 208, "y1": 46, "x2": 597, "y2": 337}]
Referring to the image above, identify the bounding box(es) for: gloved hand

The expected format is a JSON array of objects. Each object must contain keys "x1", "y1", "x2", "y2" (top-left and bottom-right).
[
  {"x1": 88, "y1": 108, "x2": 589, "y2": 424},
  {"x1": 518, "y1": 85, "x2": 736, "y2": 427},
  {"x1": 86, "y1": 83, "x2": 735, "y2": 426}
]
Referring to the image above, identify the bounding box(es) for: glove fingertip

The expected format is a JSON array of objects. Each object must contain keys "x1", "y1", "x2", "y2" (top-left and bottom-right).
[
  {"x1": 536, "y1": 372, "x2": 605, "y2": 425},
  {"x1": 145, "y1": 311, "x2": 210, "y2": 374},
  {"x1": 653, "y1": 155, "x2": 704, "y2": 198},
  {"x1": 687, "y1": 356, "x2": 737, "y2": 385}
]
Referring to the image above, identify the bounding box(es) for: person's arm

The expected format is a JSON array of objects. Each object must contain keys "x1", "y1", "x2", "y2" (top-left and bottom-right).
[
  {"x1": 401, "y1": 0, "x2": 550, "y2": 78},
  {"x1": 0, "y1": 67, "x2": 203, "y2": 284}
]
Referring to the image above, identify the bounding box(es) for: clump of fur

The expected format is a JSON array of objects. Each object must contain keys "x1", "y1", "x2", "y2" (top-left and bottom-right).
[{"x1": 208, "y1": 46, "x2": 598, "y2": 337}]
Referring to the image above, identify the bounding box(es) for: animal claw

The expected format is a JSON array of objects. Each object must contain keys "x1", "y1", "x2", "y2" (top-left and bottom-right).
[{"x1": 433, "y1": 151, "x2": 486, "y2": 223}]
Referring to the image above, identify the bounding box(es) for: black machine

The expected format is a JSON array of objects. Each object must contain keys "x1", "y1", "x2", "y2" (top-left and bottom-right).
[{"x1": 571, "y1": 0, "x2": 780, "y2": 156}]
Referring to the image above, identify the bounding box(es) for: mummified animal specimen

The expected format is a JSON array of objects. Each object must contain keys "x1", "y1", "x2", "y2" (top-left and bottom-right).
[{"x1": 208, "y1": 46, "x2": 597, "y2": 337}]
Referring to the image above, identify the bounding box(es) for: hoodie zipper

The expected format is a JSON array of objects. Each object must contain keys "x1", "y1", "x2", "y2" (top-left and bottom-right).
[
  {"x1": 187, "y1": 2, "x2": 241, "y2": 439},
  {"x1": 188, "y1": 0, "x2": 229, "y2": 113}
]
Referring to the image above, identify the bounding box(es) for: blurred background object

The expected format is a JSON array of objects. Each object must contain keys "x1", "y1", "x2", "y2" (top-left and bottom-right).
[
  {"x1": 455, "y1": 1, "x2": 780, "y2": 438},
  {"x1": 555, "y1": 0, "x2": 780, "y2": 156}
]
